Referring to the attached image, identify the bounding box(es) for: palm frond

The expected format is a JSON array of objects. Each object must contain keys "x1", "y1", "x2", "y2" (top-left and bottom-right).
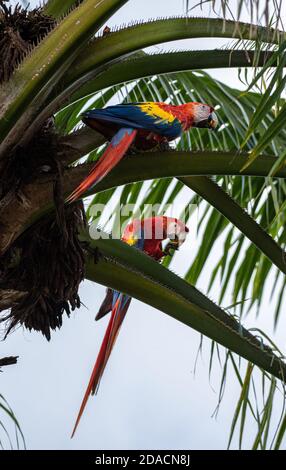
[{"x1": 0, "y1": 394, "x2": 25, "y2": 449}]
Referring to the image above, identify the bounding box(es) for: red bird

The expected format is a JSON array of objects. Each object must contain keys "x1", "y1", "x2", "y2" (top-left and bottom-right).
[
  {"x1": 71, "y1": 216, "x2": 189, "y2": 437},
  {"x1": 66, "y1": 101, "x2": 218, "y2": 203}
]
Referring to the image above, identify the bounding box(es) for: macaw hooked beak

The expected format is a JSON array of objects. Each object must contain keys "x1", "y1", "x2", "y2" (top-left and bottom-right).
[
  {"x1": 207, "y1": 111, "x2": 218, "y2": 130},
  {"x1": 163, "y1": 232, "x2": 186, "y2": 256},
  {"x1": 196, "y1": 111, "x2": 218, "y2": 130},
  {"x1": 170, "y1": 233, "x2": 185, "y2": 248}
]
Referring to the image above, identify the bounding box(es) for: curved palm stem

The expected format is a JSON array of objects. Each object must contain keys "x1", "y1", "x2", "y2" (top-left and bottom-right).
[
  {"x1": 67, "y1": 17, "x2": 285, "y2": 86},
  {"x1": 43, "y1": 0, "x2": 85, "y2": 18},
  {"x1": 2, "y1": 150, "x2": 285, "y2": 267},
  {"x1": 79, "y1": 152, "x2": 286, "y2": 195},
  {"x1": 58, "y1": 49, "x2": 276, "y2": 106}
]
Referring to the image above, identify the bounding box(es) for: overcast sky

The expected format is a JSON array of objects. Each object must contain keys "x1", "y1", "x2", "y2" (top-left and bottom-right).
[{"x1": 1, "y1": 0, "x2": 286, "y2": 450}]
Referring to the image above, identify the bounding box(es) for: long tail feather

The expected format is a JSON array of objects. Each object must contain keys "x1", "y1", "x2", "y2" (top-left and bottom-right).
[
  {"x1": 71, "y1": 294, "x2": 131, "y2": 438},
  {"x1": 66, "y1": 128, "x2": 137, "y2": 204},
  {"x1": 95, "y1": 288, "x2": 113, "y2": 321}
]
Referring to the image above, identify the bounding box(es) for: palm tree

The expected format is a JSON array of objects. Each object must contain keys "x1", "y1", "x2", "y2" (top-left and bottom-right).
[{"x1": 1, "y1": 0, "x2": 286, "y2": 449}]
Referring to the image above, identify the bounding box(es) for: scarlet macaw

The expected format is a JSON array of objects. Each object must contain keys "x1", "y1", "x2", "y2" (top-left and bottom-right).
[
  {"x1": 66, "y1": 101, "x2": 218, "y2": 203},
  {"x1": 71, "y1": 216, "x2": 189, "y2": 437}
]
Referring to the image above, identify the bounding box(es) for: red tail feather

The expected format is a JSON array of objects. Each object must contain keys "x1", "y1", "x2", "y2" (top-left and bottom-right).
[
  {"x1": 66, "y1": 128, "x2": 137, "y2": 204},
  {"x1": 71, "y1": 296, "x2": 130, "y2": 438}
]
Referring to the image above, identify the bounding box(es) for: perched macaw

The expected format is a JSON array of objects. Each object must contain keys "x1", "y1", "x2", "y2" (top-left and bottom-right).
[
  {"x1": 66, "y1": 101, "x2": 218, "y2": 203},
  {"x1": 71, "y1": 216, "x2": 189, "y2": 437}
]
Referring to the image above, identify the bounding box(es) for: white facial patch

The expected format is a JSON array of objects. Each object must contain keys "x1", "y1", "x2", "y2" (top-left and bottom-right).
[
  {"x1": 193, "y1": 104, "x2": 211, "y2": 124},
  {"x1": 166, "y1": 221, "x2": 188, "y2": 247}
]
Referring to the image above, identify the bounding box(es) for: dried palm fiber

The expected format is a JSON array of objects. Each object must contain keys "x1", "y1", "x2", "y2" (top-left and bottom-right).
[
  {"x1": 0, "y1": 118, "x2": 58, "y2": 206},
  {"x1": 0, "y1": 201, "x2": 87, "y2": 341},
  {"x1": 0, "y1": 124, "x2": 87, "y2": 339},
  {"x1": 0, "y1": 121, "x2": 87, "y2": 341},
  {"x1": 0, "y1": 0, "x2": 56, "y2": 83}
]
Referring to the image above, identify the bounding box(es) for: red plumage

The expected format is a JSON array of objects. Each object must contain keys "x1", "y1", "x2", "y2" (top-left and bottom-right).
[{"x1": 66, "y1": 128, "x2": 137, "y2": 204}]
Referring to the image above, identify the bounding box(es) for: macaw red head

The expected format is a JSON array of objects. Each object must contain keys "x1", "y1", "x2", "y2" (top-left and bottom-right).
[
  {"x1": 185, "y1": 102, "x2": 218, "y2": 130},
  {"x1": 122, "y1": 216, "x2": 189, "y2": 260}
]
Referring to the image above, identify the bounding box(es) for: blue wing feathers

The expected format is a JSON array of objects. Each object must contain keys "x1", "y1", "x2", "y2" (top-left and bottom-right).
[{"x1": 82, "y1": 104, "x2": 182, "y2": 139}]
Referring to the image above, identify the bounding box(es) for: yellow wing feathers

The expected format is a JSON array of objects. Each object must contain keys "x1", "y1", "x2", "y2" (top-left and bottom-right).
[{"x1": 139, "y1": 103, "x2": 176, "y2": 124}]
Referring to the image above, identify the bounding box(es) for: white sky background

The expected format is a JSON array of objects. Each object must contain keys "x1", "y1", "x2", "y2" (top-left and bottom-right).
[{"x1": 1, "y1": 0, "x2": 286, "y2": 450}]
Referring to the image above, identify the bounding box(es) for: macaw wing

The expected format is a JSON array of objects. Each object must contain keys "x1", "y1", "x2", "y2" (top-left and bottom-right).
[{"x1": 82, "y1": 103, "x2": 182, "y2": 139}]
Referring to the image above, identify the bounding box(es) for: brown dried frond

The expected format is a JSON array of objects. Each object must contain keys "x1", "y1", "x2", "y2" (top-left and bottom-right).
[{"x1": 0, "y1": 1, "x2": 56, "y2": 82}]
